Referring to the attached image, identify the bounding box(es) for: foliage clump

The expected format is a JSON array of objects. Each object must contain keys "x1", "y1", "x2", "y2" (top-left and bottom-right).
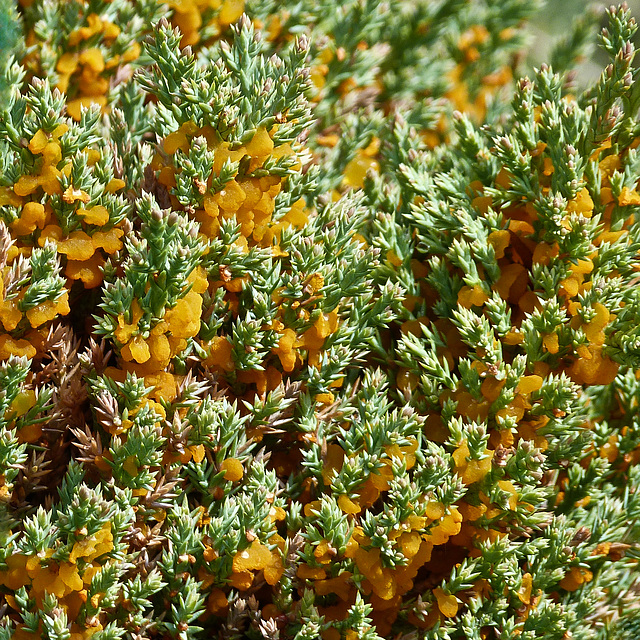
[{"x1": 1, "y1": 1, "x2": 640, "y2": 639}]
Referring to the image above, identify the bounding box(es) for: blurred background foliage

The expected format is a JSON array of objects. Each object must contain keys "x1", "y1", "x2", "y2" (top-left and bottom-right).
[
  {"x1": 1, "y1": 0, "x2": 640, "y2": 107},
  {"x1": 529, "y1": 0, "x2": 640, "y2": 84},
  {"x1": 0, "y1": 0, "x2": 20, "y2": 109},
  {"x1": 0, "y1": 0, "x2": 639, "y2": 125}
]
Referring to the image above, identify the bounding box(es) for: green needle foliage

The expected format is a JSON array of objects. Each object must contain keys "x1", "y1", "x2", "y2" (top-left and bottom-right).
[{"x1": 0, "y1": 1, "x2": 640, "y2": 639}]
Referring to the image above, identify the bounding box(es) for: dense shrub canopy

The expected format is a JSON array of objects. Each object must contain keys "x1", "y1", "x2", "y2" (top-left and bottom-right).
[{"x1": 1, "y1": 1, "x2": 640, "y2": 639}]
